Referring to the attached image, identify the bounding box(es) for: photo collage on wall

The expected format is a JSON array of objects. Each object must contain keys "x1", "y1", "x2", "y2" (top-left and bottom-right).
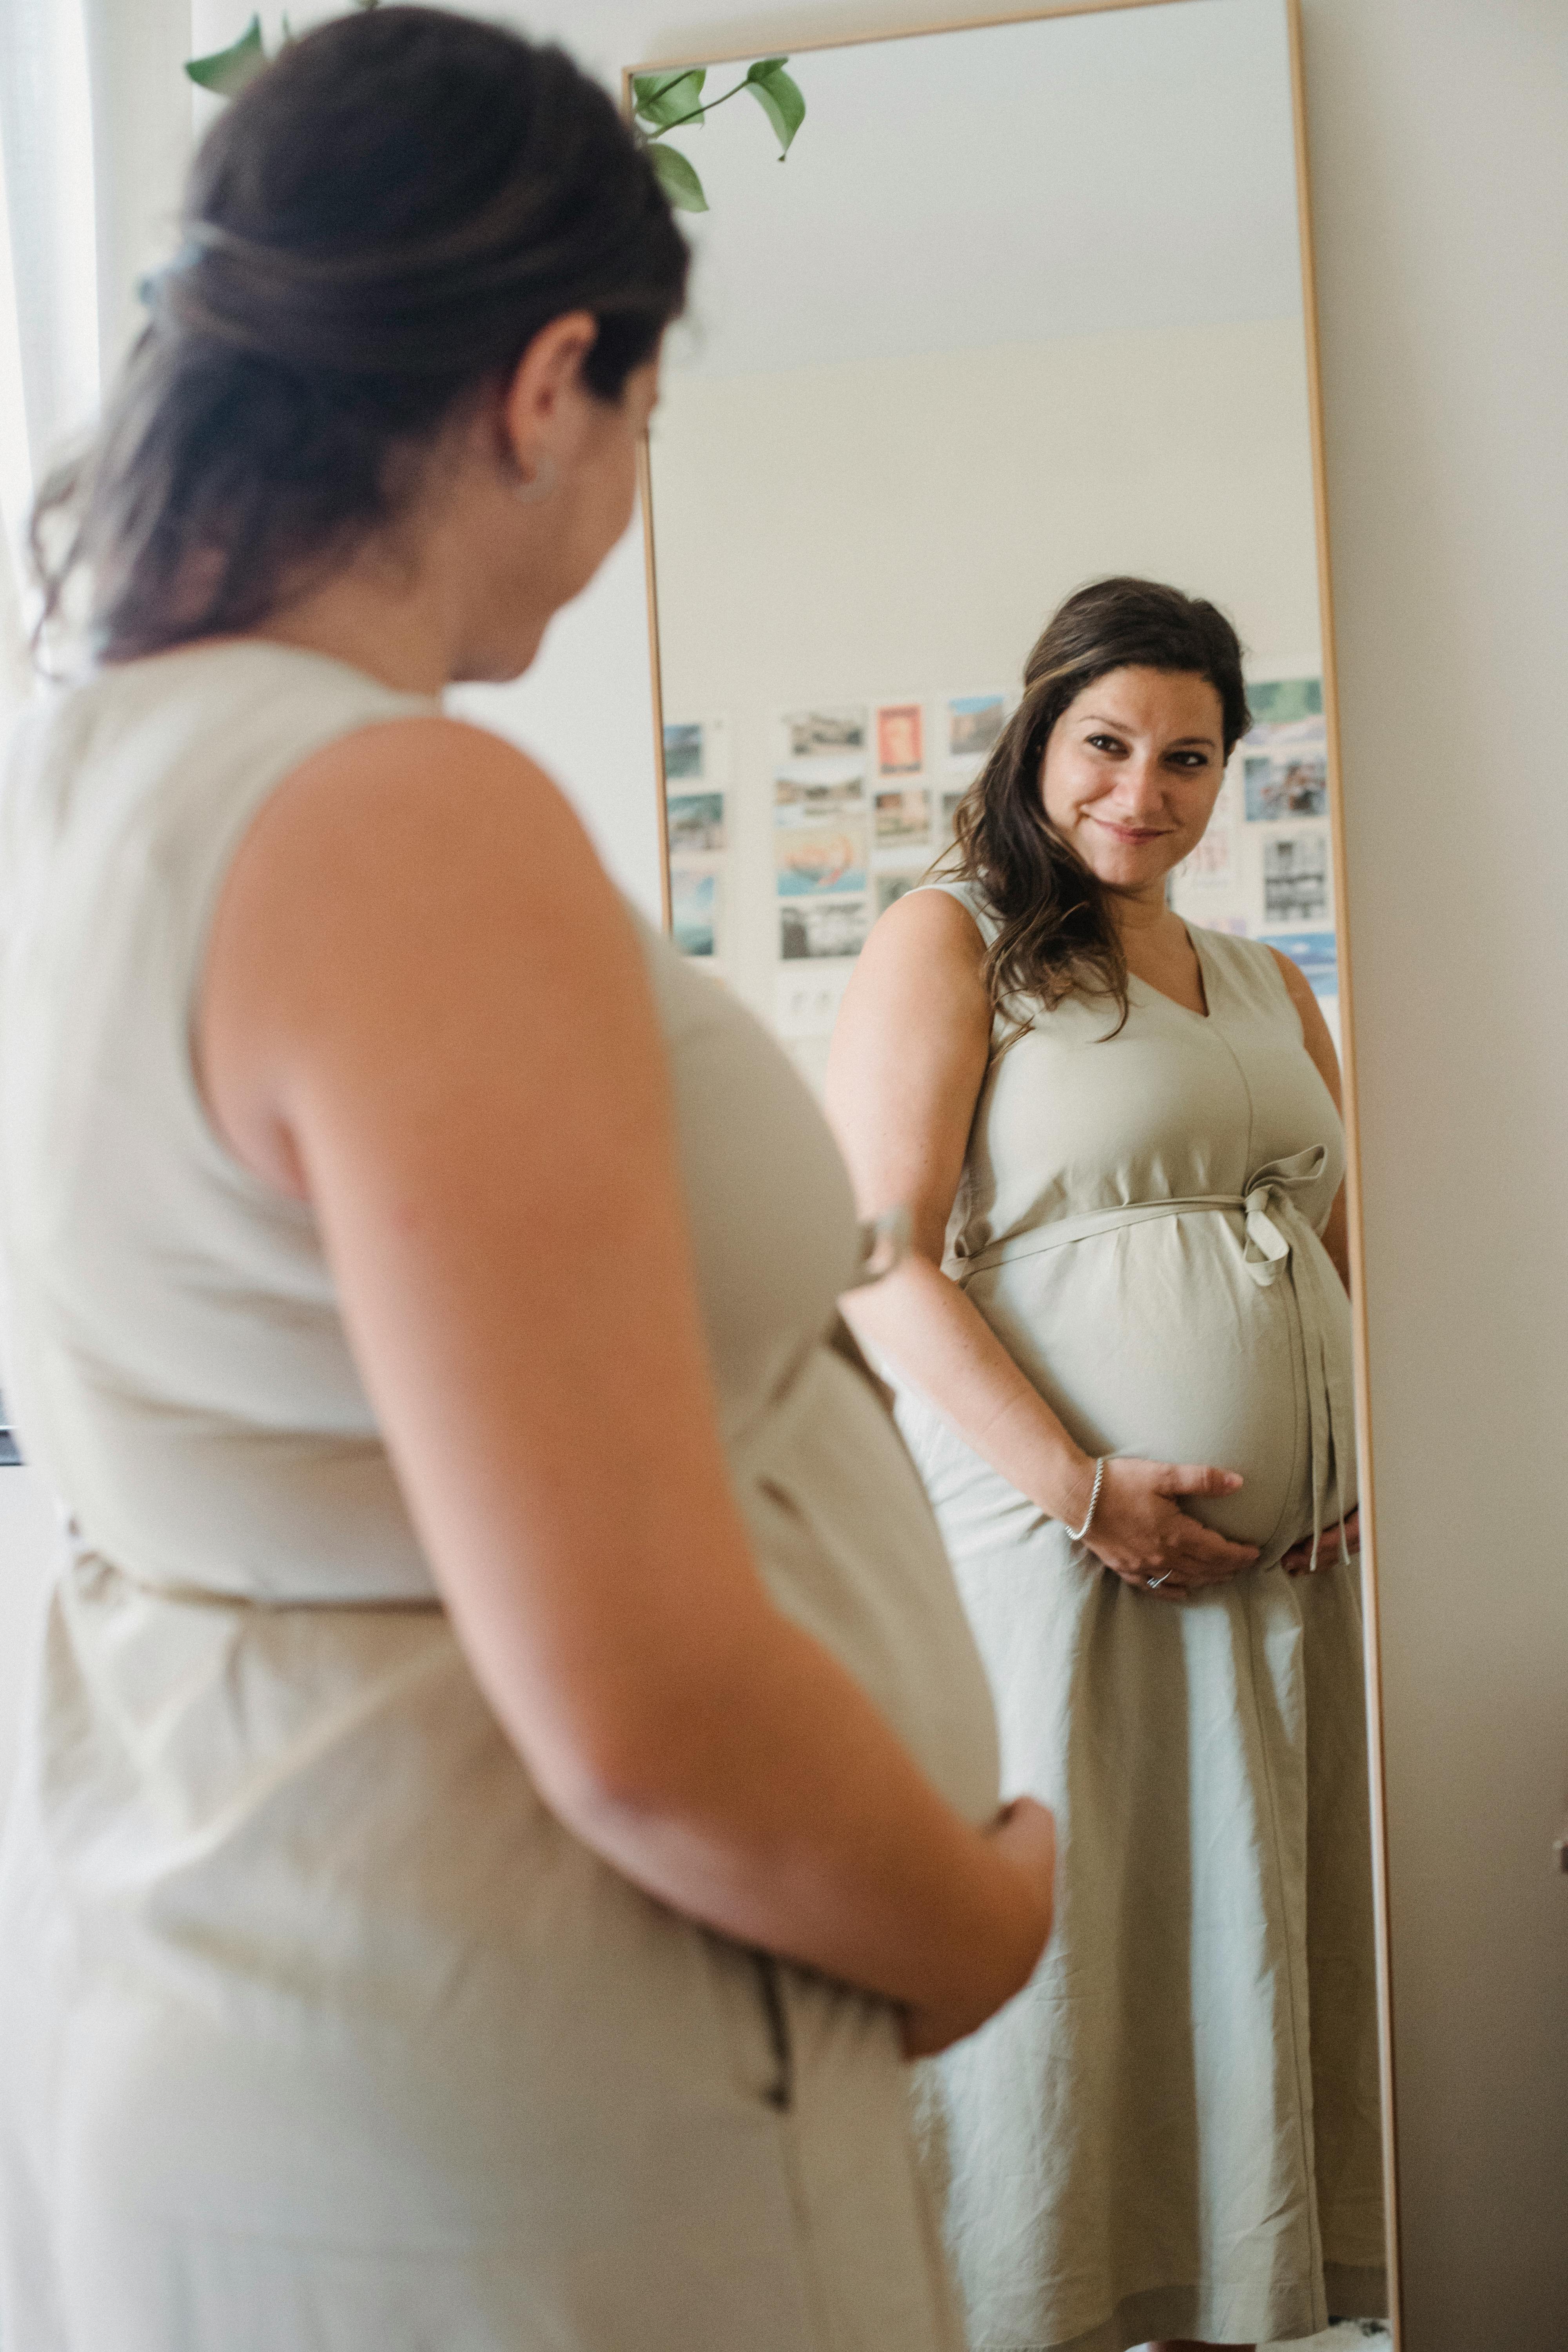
[
  {"x1": 1168, "y1": 675, "x2": 1343, "y2": 1049},
  {"x1": 665, "y1": 692, "x2": 1013, "y2": 1049},
  {"x1": 771, "y1": 692, "x2": 1009, "y2": 1040},
  {"x1": 663, "y1": 717, "x2": 730, "y2": 963}
]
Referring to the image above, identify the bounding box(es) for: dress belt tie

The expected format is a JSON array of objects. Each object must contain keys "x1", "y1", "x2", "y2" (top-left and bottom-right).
[{"x1": 950, "y1": 1147, "x2": 1352, "y2": 1571}]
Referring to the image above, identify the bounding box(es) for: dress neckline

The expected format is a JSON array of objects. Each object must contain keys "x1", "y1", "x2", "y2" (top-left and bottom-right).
[{"x1": 1127, "y1": 922, "x2": 1214, "y2": 1023}]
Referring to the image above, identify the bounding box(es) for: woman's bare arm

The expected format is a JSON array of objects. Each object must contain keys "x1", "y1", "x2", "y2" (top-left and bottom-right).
[
  {"x1": 1267, "y1": 946, "x2": 1360, "y2": 1570},
  {"x1": 198, "y1": 717, "x2": 1052, "y2": 2049},
  {"x1": 1267, "y1": 946, "x2": 1352, "y2": 1292},
  {"x1": 826, "y1": 891, "x2": 1259, "y2": 1594}
]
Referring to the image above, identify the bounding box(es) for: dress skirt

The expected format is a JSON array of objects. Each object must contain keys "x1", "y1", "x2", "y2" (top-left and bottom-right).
[{"x1": 901, "y1": 1393, "x2": 1387, "y2": 2352}]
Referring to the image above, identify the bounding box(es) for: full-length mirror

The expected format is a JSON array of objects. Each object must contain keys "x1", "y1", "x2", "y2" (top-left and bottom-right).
[{"x1": 638, "y1": 3, "x2": 1395, "y2": 2348}]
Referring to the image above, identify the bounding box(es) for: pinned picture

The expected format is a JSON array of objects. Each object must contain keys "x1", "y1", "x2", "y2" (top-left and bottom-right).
[
  {"x1": 1263, "y1": 834, "x2": 1329, "y2": 925},
  {"x1": 780, "y1": 899, "x2": 869, "y2": 960},
  {"x1": 1242, "y1": 681, "x2": 1328, "y2": 821},
  {"x1": 937, "y1": 788, "x2": 967, "y2": 844},
  {"x1": 1259, "y1": 930, "x2": 1338, "y2": 999},
  {"x1": 775, "y1": 769, "x2": 865, "y2": 826},
  {"x1": 666, "y1": 790, "x2": 724, "y2": 855},
  {"x1": 775, "y1": 822, "x2": 867, "y2": 899},
  {"x1": 662, "y1": 722, "x2": 704, "y2": 781},
  {"x1": 670, "y1": 867, "x2": 719, "y2": 958},
  {"x1": 1248, "y1": 677, "x2": 1322, "y2": 728},
  {"x1": 1176, "y1": 778, "x2": 1235, "y2": 882},
  {"x1": 876, "y1": 703, "x2": 924, "y2": 775},
  {"x1": 784, "y1": 706, "x2": 867, "y2": 761},
  {"x1": 874, "y1": 787, "x2": 931, "y2": 844},
  {"x1": 947, "y1": 693, "x2": 1007, "y2": 762},
  {"x1": 876, "y1": 871, "x2": 924, "y2": 917}
]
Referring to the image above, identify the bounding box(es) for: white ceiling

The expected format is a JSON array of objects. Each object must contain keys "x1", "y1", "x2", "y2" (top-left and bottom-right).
[{"x1": 659, "y1": 0, "x2": 1303, "y2": 377}]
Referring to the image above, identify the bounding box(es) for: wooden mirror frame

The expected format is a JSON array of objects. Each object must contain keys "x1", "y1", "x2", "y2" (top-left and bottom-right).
[{"x1": 626, "y1": 4, "x2": 1402, "y2": 2332}]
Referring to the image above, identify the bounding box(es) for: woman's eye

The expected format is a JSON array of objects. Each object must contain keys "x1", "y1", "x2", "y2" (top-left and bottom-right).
[
  {"x1": 1167, "y1": 751, "x2": 1210, "y2": 769},
  {"x1": 1087, "y1": 735, "x2": 1123, "y2": 753}
]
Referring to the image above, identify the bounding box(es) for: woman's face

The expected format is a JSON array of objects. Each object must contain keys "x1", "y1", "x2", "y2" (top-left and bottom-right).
[{"x1": 1039, "y1": 666, "x2": 1227, "y2": 900}]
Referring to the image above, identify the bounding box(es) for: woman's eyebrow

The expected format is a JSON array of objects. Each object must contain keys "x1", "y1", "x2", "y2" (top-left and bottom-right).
[{"x1": 1078, "y1": 714, "x2": 1218, "y2": 749}]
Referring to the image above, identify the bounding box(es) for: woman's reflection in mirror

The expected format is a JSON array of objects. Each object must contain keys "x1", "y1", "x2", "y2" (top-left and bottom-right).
[{"x1": 828, "y1": 577, "x2": 1386, "y2": 2352}]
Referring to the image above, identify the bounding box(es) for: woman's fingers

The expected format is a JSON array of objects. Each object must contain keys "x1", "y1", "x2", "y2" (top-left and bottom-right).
[{"x1": 1156, "y1": 1461, "x2": 1247, "y2": 1500}]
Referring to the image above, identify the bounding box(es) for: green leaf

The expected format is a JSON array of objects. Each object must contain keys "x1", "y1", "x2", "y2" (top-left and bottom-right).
[
  {"x1": 184, "y1": 15, "x2": 267, "y2": 96},
  {"x1": 646, "y1": 140, "x2": 708, "y2": 214},
  {"x1": 744, "y1": 57, "x2": 790, "y2": 80},
  {"x1": 632, "y1": 68, "x2": 706, "y2": 131},
  {"x1": 744, "y1": 63, "x2": 806, "y2": 157}
]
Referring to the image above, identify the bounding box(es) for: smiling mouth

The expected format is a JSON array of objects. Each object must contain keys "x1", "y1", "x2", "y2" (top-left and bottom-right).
[{"x1": 1090, "y1": 815, "x2": 1174, "y2": 842}]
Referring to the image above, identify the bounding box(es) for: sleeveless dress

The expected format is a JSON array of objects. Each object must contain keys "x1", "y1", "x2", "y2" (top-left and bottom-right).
[
  {"x1": 0, "y1": 642, "x2": 1000, "y2": 2352},
  {"x1": 897, "y1": 879, "x2": 1385, "y2": 2352}
]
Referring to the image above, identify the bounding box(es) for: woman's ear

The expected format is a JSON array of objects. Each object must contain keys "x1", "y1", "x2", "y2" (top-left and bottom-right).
[{"x1": 500, "y1": 310, "x2": 601, "y2": 474}]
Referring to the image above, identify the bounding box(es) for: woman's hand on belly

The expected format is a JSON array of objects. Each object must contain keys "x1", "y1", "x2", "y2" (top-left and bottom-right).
[{"x1": 1085, "y1": 1457, "x2": 1261, "y2": 1597}]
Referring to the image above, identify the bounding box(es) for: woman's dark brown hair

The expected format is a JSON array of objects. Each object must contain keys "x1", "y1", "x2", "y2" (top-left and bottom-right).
[
  {"x1": 944, "y1": 575, "x2": 1250, "y2": 1033},
  {"x1": 31, "y1": 6, "x2": 689, "y2": 660}
]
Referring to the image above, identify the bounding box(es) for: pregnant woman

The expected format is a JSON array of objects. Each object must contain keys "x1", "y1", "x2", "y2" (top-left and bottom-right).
[
  {"x1": 0, "y1": 15, "x2": 1054, "y2": 2347},
  {"x1": 828, "y1": 578, "x2": 1385, "y2": 2352}
]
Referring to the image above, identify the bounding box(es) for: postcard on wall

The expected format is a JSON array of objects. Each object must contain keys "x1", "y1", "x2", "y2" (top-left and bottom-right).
[
  {"x1": 784, "y1": 706, "x2": 867, "y2": 762},
  {"x1": 775, "y1": 770, "x2": 865, "y2": 826},
  {"x1": 780, "y1": 898, "x2": 869, "y2": 962},
  {"x1": 936, "y1": 787, "x2": 967, "y2": 845},
  {"x1": 1174, "y1": 777, "x2": 1236, "y2": 885},
  {"x1": 1259, "y1": 930, "x2": 1338, "y2": 999},
  {"x1": 775, "y1": 821, "x2": 867, "y2": 899},
  {"x1": 670, "y1": 866, "x2": 720, "y2": 959},
  {"x1": 876, "y1": 702, "x2": 924, "y2": 775},
  {"x1": 1242, "y1": 679, "x2": 1327, "y2": 821},
  {"x1": 947, "y1": 693, "x2": 1007, "y2": 764},
  {"x1": 874, "y1": 786, "x2": 931, "y2": 845},
  {"x1": 1262, "y1": 833, "x2": 1329, "y2": 926},
  {"x1": 666, "y1": 789, "x2": 725, "y2": 856},
  {"x1": 663, "y1": 721, "x2": 704, "y2": 781}
]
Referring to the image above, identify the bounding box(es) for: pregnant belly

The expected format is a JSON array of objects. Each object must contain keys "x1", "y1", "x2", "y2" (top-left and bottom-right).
[{"x1": 964, "y1": 1212, "x2": 1356, "y2": 1558}]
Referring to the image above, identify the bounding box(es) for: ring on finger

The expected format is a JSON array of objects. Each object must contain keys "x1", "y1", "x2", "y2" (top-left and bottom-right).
[{"x1": 1146, "y1": 1570, "x2": 1173, "y2": 1589}]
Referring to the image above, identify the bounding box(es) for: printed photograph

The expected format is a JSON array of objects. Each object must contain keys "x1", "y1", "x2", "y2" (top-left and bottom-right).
[
  {"x1": 1246, "y1": 677, "x2": 1322, "y2": 730},
  {"x1": 1259, "y1": 930, "x2": 1338, "y2": 999},
  {"x1": 785, "y1": 706, "x2": 867, "y2": 761},
  {"x1": 876, "y1": 870, "x2": 924, "y2": 917},
  {"x1": 947, "y1": 693, "x2": 1007, "y2": 762},
  {"x1": 1245, "y1": 733, "x2": 1329, "y2": 821},
  {"x1": 1263, "y1": 834, "x2": 1329, "y2": 925},
  {"x1": 670, "y1": 867, "x2": 719, "y2": 958},
  {"x1": 874, "y1": 787, "x2": 931, "y2": 844},
  {"x1": 937, "y1": 788, "x2": 967, "y2": 844},
  {"x1": 780, "y1": 898, "x2": 870, "y2": 961},
  {"x1": 775, "y1": 769, "x2": 865, "y2": 826},
  {"x1": 666, "y1": 789, "x2": 724, "y2": 855},
  {"x1": 662, "y1": 721, "x2": 704, "y2": 781},
  {"x1": 876, "y1": 702, "x2": 924, "y2": 775},
  {"x1": 775, "y1": 822, "x2": 868, "y2": 899}
]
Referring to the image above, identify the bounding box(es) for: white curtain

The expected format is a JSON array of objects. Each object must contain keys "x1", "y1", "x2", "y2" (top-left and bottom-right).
[{"x1": 0, "y1": 0, "x2": 196, "y2": 705}]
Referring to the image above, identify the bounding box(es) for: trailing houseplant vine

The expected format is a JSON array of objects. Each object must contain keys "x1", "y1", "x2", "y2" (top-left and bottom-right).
[{"x1": 186, "y1": 8, "x2": 806, "y2": 214}]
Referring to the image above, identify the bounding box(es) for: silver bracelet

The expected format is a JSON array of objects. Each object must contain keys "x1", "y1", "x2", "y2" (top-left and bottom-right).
[{"x1": 1065, "y1": 1455, "x2": 1105, "y2": 1543}]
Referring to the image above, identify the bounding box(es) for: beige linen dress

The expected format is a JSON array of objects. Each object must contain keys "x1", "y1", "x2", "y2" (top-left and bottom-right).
[
  {"x1": 0, "y1": 644, "x2": 1000, "y2": 2352},
  {"x1": 897, "y1": 880, "x2": 1385, "y2": 2352}
]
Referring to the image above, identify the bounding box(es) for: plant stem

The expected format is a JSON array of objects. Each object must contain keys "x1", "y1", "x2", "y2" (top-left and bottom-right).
[{"x1": 650, "y1": 76, "x2": 751, "y2": 138}]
